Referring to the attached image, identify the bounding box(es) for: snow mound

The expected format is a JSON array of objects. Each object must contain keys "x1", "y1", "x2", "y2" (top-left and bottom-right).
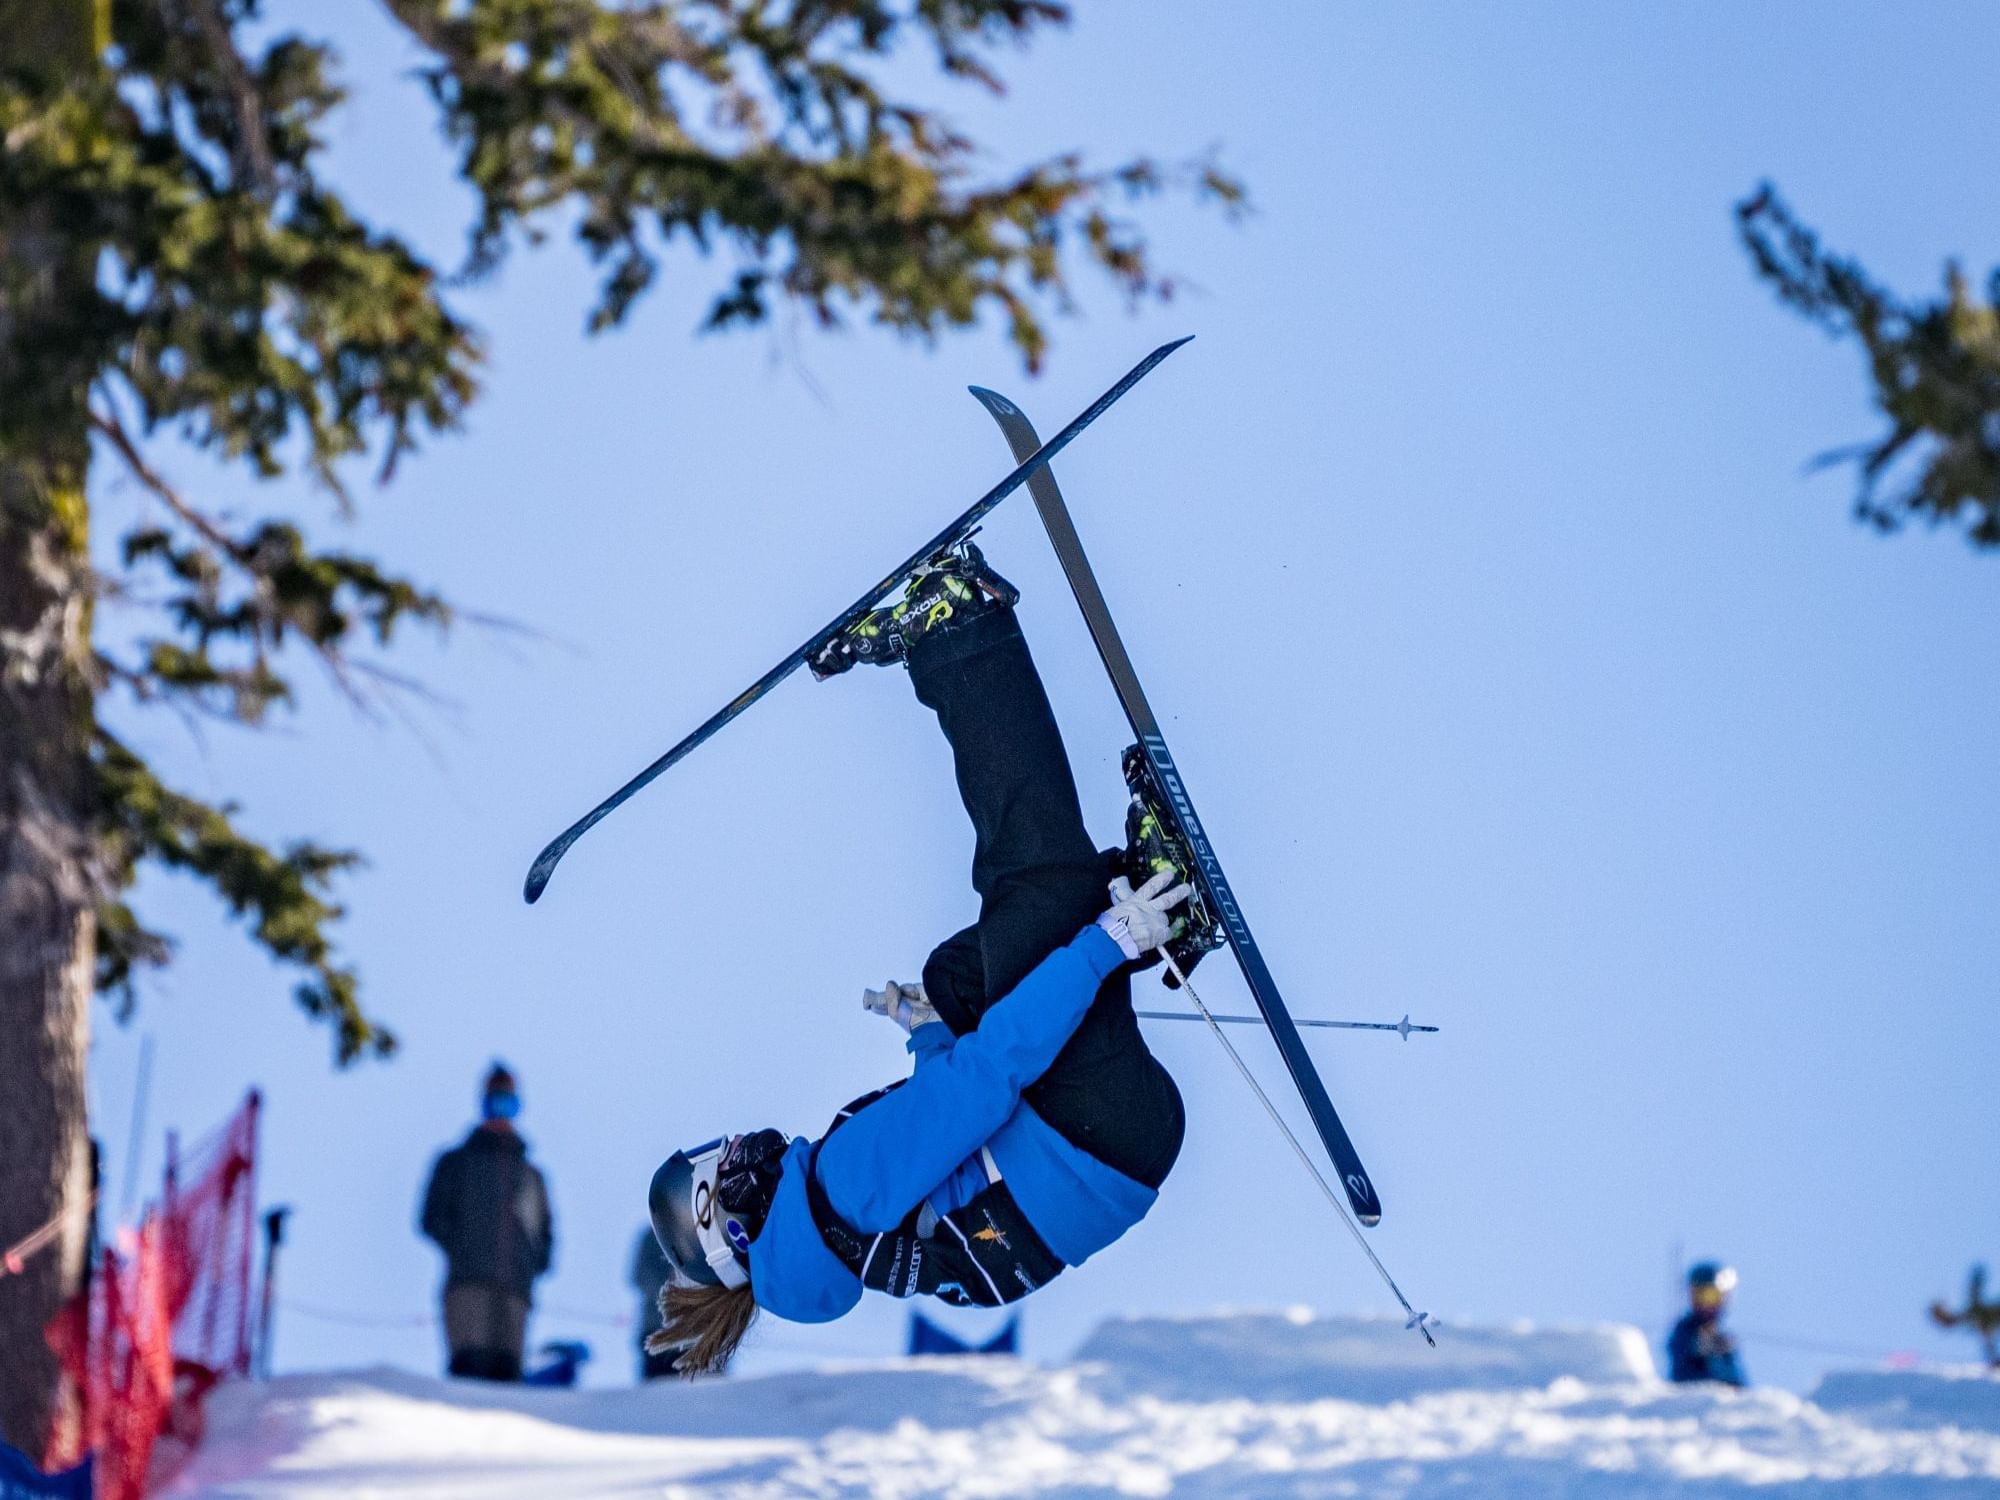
[
  {"x1": 1811, "y1": 1365, "x2": 2000, "y2": 1433},
  {"x1": 164, "y1": 1315, "x2": 2000, "y2": 1499},
  {"x1": 1077, "y1": 1309, "x2": 1656, "y2": 1402}
]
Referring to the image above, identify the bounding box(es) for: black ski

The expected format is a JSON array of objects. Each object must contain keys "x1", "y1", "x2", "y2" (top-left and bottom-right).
[
  {"x1": 968, "y1": 385, "x2": 1384, "y2": 1228},
  {"x1": 522, "y1": 337, "x2": 1191, "y2": 904}
]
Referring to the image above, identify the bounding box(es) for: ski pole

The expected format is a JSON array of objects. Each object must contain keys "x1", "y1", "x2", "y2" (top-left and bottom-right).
[
  {"x1": 1137, "y1": 1011, "x2": 1437, "y2": 1040},
  {"x1": 1159, "y1": 949, "x2": 1436, "y2": 1348}
]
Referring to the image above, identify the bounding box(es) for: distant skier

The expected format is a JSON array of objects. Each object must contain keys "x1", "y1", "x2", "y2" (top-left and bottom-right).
[
  {"x1": 419, "y1": 1063, "x2": 556, "y2": 1381},
  {"x1": 630, "y1": 1225, "x2": 681, "y2": 1380},
  {"x1": 1668, "y1": 1261, "x2": 1746, "y2": 1386},
  {"x1": 646, "y1": 544, "x2": 1199, "y2": 1372}
]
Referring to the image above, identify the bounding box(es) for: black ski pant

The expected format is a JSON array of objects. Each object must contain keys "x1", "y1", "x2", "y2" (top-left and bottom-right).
[{"x1": 911, "y1": 609, "x2": 1184, "y2": 1190}]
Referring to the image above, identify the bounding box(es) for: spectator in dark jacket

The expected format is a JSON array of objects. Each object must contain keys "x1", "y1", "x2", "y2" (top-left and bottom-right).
[
  {"x1": 1668, "y1": 1260, "x2": 1746, "y2": 1387},
  {"x1": 420, "y1": 1063, "x2": 555, "y2": 1380},
  {"x1": 630, "y1": 1226, "x2": 683, "y2": 1381}
]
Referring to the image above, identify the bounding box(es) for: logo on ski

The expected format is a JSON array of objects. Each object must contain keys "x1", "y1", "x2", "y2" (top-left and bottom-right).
[{"x1": 1141, "y1": 733, "x2": 1250, "y2": 946}]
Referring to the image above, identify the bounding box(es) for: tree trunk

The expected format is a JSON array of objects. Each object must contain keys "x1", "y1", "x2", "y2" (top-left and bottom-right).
[{"x1": 0, "y1": 0, "x2": 105, "y2": 1458}]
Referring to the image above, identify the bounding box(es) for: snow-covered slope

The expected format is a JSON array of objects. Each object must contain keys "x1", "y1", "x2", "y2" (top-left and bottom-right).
[
  {"x1": 165, "y1": 1313, "x2": 2000, "y2": 1498},
  {"x1": 1078, "y1": 1307, "x2": 1656, "y2": 1402},
  {"x1": 1810, "y1": 1365, "x2": 2000, "y2": 1434}
]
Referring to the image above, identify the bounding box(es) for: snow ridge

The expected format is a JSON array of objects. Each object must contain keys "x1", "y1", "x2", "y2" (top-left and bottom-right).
[{"x1": 166, "y1": 1313, "x2": 2000, "y2": 1499}]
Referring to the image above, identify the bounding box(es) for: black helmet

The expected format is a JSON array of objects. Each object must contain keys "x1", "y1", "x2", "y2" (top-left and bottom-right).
[{"x1": 648, "y1": 1130, "x2": 789, "y2": 1290}]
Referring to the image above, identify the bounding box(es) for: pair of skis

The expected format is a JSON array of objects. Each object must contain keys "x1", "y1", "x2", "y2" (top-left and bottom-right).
[{"x1": 522, "y1": 342, "x2": 1382, "y2": 1228}]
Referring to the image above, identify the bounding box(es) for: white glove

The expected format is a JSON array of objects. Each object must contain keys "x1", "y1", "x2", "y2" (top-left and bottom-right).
[
  {"x1": 862, "y1": 979, "x2": 938, "y2": 1034},
  {"x1": 1096, "y1": 871, "x2": 1192, "y2": 961}
]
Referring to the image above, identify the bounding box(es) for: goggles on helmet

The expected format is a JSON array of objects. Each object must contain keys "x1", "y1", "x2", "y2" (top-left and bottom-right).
[{"x1": 648, "y1": 1136, "x2": 754, "y2": 1290}]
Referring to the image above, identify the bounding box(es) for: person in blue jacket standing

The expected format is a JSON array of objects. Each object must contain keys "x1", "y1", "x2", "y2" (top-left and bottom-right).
[
  {"x1": 1668, "y1": 1261, "x2": 1746, "y2": 1386},
  {"x1": 644, "y1": 543, "x2": 1194, "y2": 1372}
]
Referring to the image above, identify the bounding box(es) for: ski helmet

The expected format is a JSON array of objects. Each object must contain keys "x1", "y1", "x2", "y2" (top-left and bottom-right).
[
  {"x1": 649, "y1": 1131, "x2": 789, "y2": 1290},
  {"x1": 1688, "y1": 1261, "x2": 1737, "y2": 1311},
  {"x1": 1687, "y1": 1261, "x2": 1737, "y2": 1292},
  {"x1": 650, "y1": 1138, "x2": 750, "y2": 1289}
]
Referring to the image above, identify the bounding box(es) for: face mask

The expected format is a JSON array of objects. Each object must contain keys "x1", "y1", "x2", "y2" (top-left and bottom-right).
[{"x1": 483, "y1": 1090, "x2": 521, "y2": 1121}]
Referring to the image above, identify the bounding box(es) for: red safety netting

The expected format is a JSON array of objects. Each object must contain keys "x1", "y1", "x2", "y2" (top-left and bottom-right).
[{"x1": 45, "y1": 1091, "x2": 259, "y2": 1500}]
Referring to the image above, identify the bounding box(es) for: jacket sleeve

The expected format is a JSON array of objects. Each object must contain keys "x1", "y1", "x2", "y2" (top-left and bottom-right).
[
  {"x1": 419, "y1": 1153, "x2": 454, "y2": 1248},
  {"x1": 815, "y1": 924, "x2": 1124, "y2": 1233}
]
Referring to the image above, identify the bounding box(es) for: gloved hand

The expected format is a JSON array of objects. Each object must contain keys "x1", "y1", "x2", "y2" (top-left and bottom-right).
[
  {"x1": 1096, "y1": 870, "x2": 1192, "y2": 961},
  {"x1": 862, "y1": 979, "x2": 938, "y2": 1034}
]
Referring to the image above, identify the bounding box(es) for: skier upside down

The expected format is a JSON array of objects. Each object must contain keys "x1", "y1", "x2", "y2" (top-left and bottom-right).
[{"x1": 648, "y1": 544, "x2": 1198, "y2": 1372}]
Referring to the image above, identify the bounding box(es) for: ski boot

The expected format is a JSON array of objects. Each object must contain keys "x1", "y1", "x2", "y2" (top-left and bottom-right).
[
  {"x1": 1121, "y1": 744, "x2": 1226, "y2": 987},
  {"x1": 808, "y1": 540, "x2": 1019, "y2": 678}
]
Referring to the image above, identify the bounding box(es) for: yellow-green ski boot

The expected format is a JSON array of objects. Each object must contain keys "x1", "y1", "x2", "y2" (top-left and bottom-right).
[{"x1": 808, "y1": 541, "x2": 1019, "y2": 678}]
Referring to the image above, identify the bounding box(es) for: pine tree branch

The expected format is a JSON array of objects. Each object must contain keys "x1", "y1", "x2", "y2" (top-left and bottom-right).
[
  {"x1": 1738, "y1": 185, "x2": 2000, "y2": 549},
  {"x1": 90, "y1": 402, "x2": 243, "y2": 566},
  {"x1": 379, "y1": 0, "x2": 1244, "y2": 368},
  {"x1": 92, "y1": 728, "x2": 391, "y2": 1063},
  {"x1": 175, "y1": 0, "x2": 278, "y2": 196},
  {"x1": 92, "y1": 399, "x2": 454, "y2": 724}
]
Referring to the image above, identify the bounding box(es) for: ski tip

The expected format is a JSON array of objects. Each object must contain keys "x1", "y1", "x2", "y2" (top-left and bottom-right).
[
  {"x1": 969, "y1": 335, "x2": 1192, "y2": 406},
  {"x1": 523, "y1": 850, "x2": 558, "y2": 905}
]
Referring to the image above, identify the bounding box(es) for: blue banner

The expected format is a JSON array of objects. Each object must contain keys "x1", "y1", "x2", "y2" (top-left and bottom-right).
[
  {"x1": 0, "y1": 1443, "x2": 90, "y2": 1500},
  {"x1": 908, "y1": 1311, "x2": 1019, "y2": 1357}
]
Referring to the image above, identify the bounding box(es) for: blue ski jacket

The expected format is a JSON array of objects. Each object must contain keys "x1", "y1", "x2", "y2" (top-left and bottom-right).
[
  {"x1": 1667, "y1": 1312, "x2": 1746, "y2": 1386},
  {"x1": 747, "y1": 923, "x2": 1157, "y2": 1324}
]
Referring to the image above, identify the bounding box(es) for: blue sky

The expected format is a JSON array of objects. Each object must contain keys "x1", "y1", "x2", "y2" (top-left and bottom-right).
[{"x1": 88, "y1": 2, "x2": 1999, "y2": 1391}]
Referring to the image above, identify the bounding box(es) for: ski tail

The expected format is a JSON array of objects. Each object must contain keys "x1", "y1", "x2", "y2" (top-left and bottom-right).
[{"x1": 967, "y1": 385, "x2": 1383, "y2": 1227}]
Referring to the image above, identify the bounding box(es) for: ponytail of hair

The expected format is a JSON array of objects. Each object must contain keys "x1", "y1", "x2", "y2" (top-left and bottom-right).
[{"x1": 647, "y1": 1281, "x2": 759, "y2": 1375}]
